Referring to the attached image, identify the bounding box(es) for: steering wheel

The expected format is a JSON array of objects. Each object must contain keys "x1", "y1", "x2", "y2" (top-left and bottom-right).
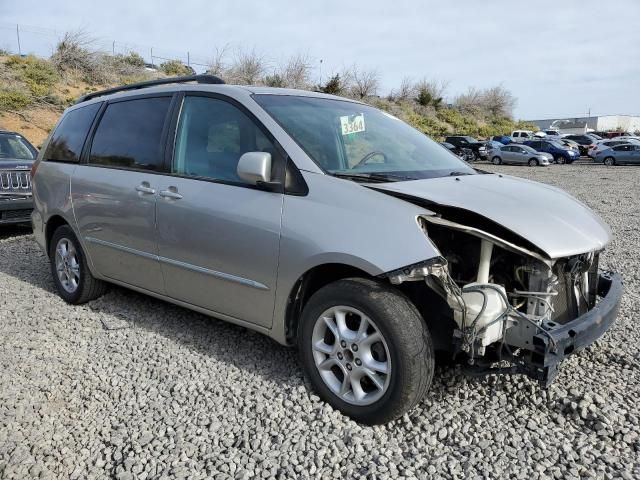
[{"x1": 353, "y1": 151, "x2": 387, "y2": 168}]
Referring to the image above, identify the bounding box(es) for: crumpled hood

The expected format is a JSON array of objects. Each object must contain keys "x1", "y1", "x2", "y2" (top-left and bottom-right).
[{"x1": 373, "y1": 173, "x2": 611, "y2": 259}]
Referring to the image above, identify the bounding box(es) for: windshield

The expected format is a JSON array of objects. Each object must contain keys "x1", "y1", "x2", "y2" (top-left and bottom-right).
[
  {"x1": 253, "y1": 95, "x2": 475, "y2": 180},
  {"x1": 548, "y1": 141, "x2": 566, "y2": 149},
  {"x1": 521, "y1": 145, "x2": 537, "y2": 153},
  {"x1": 0, "y1": 134, "x2": 36, "y2": 160}
]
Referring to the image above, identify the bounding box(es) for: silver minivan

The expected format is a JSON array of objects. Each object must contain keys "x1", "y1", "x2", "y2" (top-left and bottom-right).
[{"x1": 32, "y1": 76, "x2": 622, "y2": 424}]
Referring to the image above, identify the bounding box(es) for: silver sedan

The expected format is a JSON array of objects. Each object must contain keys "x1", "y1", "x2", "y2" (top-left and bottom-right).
[{"x1": 490, "y1": 144, "x2": 553, "y2": 166}]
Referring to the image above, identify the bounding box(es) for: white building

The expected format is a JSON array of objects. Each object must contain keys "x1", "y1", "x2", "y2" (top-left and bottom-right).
[{"x1": 528, "y1": 115, "x2": 640, "y2": 135}]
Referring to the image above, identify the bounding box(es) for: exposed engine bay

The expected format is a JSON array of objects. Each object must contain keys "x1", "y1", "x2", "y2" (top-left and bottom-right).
[{"x1": 385, "y1": 211, "x2": 604, "y2": 385}]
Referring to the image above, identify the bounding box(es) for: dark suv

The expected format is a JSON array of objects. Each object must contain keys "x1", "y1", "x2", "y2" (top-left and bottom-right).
[
  {"x1": 0, "y1": 130, "x2": 38, "y2": 225},
  {"x1": 444, "y1": 136, "x2": 487, "y2": 160},
  {"x1": 563, "y1": 135, "x2": 596, "y2": 156}
]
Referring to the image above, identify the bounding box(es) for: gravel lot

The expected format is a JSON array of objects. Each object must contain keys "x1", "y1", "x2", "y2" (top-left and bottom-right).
[{"x1": 1, "y1": 163, "x2": 639, "y2": 479}]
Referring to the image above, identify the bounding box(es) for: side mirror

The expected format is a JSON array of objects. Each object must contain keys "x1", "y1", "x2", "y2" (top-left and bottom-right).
[{"x1": 237, "y1": 152, "x2": 272, "y2": 185}]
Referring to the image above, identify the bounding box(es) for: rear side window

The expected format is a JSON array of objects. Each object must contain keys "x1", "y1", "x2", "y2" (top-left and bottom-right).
[
  {"x1": 89, "y1": 97, "x2": 171, "y2": 171},
  {"x1": 44, "y1": 103, "x2": 101, "y2": 163}
]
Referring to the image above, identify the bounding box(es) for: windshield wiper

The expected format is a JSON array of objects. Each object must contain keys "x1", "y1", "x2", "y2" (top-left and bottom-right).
[
  {"x1": 448, "y1": 171, "x2": 473, "y2": 176},
  {"x1": 332, "y1": 172, "x2": 416, "y2": 183}
]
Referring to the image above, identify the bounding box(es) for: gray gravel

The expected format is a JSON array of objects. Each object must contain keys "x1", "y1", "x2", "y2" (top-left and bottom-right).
[{"x1": 1, "y1": 163, "x2": 639, "y2": 479}]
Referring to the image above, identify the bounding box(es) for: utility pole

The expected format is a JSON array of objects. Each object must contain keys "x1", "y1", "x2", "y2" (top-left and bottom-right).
[
  {"x1": 187, "y1": 51, "x2": 190, "y2": 66},
  {"x1": 112, "y1": 41, "x2": 115, "y2": 55},
  {"x1": 319, "y1": 59, "x2": 323, "y2": 86},
  {"x1": 16, "y1": 24, "x2": 21, "y2": 56},
  {"x1": 150, "y1": 47, "x2": 153, "y2": 67}
]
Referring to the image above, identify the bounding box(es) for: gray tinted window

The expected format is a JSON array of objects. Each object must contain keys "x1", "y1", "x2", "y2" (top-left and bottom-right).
[
  {"x1": 45, "y1": 103, "x2": 101, "y2": 162},
  {"x1": 173, "y1": 96, "x2": 276, "y2": 183},
  {"x1": 89, "y1": 97, "x2": 171, "y2": 171}
]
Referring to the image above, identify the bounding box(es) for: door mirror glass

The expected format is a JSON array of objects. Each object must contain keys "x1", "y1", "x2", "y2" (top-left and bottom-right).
[{"x1": 237, "y1": 152, "x2": 272, "y2": 185}]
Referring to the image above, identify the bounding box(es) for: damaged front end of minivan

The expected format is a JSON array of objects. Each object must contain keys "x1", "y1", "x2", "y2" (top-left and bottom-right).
[{"x1": 383, "y1": 207, "x2": 622, "y2": 387}]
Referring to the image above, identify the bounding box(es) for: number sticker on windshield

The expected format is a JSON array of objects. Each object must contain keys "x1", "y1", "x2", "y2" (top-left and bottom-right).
[{"x1": 340, "y1": 114, "x2": 366, "y2": 135}]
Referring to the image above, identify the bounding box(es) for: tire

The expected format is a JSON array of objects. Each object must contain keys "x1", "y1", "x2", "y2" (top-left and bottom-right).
[
  {"x1": 528, "y1": 158, "x2": 539, "y2": 167},
  {"x1": 556, "y1": 155, "x2": 566, "y2": 165},
  {"x1": 491, "y1": 156, "x2": 502, "y2": 165},
  {"x1": 49, "y1": 225, "x2": 107, "y2": 304},
  {"x1": 298, "y1": 278, "x2": 434, "y2": 425},
  {"x1": 604, "y1": 157, "x2": 615, "y2": 166}
]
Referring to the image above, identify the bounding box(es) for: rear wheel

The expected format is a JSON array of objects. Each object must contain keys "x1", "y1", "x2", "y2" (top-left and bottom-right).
[
  {"x1": 298, "y1": 278, "x2": 434, "y2": 425},
  {"x1": 528, "y1": 158, "x2": 539, "y2": 167},
  {"x1": 556, "y1": 155, "x2": 566, "y2": 164},
  {"x1": 49, "y1": 225, "x2": 107, "y2": 304},
  {"x1": 604, "y1": 156, "x2": 615, "y2": 166},
  {"x1": 491, "y1": 156, "x2": 501, "y2": 165}
]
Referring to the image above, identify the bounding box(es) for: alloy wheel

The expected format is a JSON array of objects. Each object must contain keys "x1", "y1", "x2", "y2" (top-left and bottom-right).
[
  {"x1": 55, "y1": 238, "x2": 80, "y2": 293},
  {"x1": 311, "y1": 306, "x2": 391, "y2": 406}
]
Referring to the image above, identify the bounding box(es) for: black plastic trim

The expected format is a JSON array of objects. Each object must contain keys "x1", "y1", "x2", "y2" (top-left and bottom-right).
[
  {"x1": 524, "y1": 272, "x2": 623, "y2": 386},
  {"x1": 76, "y1": 74, "x2": 225, "y2": 104}
]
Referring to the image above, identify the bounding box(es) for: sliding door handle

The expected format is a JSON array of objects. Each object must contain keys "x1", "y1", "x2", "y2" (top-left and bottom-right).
[{"x1": 159, "y1": 189, "x2": 183, "y2": 200}]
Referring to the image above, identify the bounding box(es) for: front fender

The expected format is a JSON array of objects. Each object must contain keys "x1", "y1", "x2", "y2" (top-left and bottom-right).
[{"x1": 270, "y1": 172, "x2": 440, "y2": 344}]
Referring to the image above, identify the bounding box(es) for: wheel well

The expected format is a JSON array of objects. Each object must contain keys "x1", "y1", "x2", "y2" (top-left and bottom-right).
[
  {"x1": 529, "y1": 157, "x2": 538, "y2": 162},
  {"x1": 284, "y1": 264, "x2": 372, "y2": 344},
  {"x1": 45, "y1": 215, "x2": 69, "y2": 256},
  {"x1": 283, "y1": 263, "x2": 455, "y2": 351}
]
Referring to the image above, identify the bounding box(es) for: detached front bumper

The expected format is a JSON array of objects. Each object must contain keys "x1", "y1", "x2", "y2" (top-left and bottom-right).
[
  {"x1": 522, "y1": 272, "x2": 623, "y2": 387},
  {"x1": 0, "y1": 197, "x2": 33, "y2": 225}
]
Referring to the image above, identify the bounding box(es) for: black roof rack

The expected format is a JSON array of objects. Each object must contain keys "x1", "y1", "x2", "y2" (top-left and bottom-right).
[{"x1": 76, "y1": 74, "x2": 225, "y2": 104}]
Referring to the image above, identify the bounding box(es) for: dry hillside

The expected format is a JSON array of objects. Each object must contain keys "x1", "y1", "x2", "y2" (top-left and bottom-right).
[{"x1": 0, "y1": 40, "x2": 537, "y2": 149}]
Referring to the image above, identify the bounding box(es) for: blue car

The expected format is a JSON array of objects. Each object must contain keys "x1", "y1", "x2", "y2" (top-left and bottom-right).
[
  {"x1": 491, "y1": 135, "x2": 512, "y2": 145},
  {"x1": 524, "y1": 139, "x2": 580, "y2": 164}
]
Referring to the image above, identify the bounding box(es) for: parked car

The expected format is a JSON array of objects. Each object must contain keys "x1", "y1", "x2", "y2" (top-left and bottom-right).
[
  {"x1": 490, "y1": 144, "x2": 553, "y2": 166},
  {"x1": 444, "y1": 135, "x2": 487, "y2": 160},
  {"x1": 592, "y1": 131, "x2": 632, "y2": 139},
  {"x1": 0, "y1": 130, "x2": 38, "y2": 225},
  {"x1": 31, "y1": 75, "x2": 622, "y2": 424},
  {"x1": 588, "y1": 139, "x2": 640, "y2": 159},
  {"x1": 612, "y1": 135, "x2": 640, "y2": 143},
  {"x1": 490, "y1": 135, "x2": 512, "y2": 145},
  {"x1": 556, "y1": 138, "x2": 581, "y2": 153},
  {"x1": 485, "y1": 140, "x2": 504, "y2": 156},
  {"x1": 543, "y1": 129, "x2": 561, "y2": 137},
  {"x1": 586, "y1": 133, "x2": 602, "y2": 140},
  {"x1": 563, "y1": 135, "x2": 596, "y2": 156},
  {"x1": 524, "y1": 139, "x2": 580, "y2": 164},
  {"x1": 595, "y1": 143, "x2": 640, "y2": 166},
  {"x1": 440, "y1": 142, "x2": 474, "y2": 162},
  {"x1": 511, "y1": 130, "x2": 534, "y2": 143}
]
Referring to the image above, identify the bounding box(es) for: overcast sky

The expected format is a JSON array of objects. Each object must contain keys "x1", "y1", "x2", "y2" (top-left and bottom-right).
[{"x1": 2, "y1": 0, "x2": 639, "y2": 119}]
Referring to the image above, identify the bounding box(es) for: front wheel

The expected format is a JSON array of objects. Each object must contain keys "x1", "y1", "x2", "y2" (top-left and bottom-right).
[
  {"x1": 298, "y1": 278, "x2": 434, "y2": 425},
  {"x1": 604, "y1": 157, "x2": 615, "y2": 166},
  {"x1": 528, "y1": 158, "x2": 539, "y2": 167},
  {"x1": 491, "y1": 156, "x2": 502, "y2": 165},
  {"x1": 49, "y1": 225, "x2": 107, "y2": 304},
  {"x1": 556, "y1": 155, "x2": 566, "y2": 164}
]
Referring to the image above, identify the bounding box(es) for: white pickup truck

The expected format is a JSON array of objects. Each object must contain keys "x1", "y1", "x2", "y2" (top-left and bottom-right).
[{"x1": 511, "y1": 130, "x2": 535, "y2": 143}]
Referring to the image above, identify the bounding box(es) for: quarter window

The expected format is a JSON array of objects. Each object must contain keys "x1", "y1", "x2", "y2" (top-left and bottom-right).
[
  {"x1": 44, "y1": 103, "x2": 101, "y2": 163},
  {"x1": 89, "y1": 97, "x2": 171, "y2": 171},
  {"x1": 173, "y1": 96, "x2": 278, "y2": 183}
]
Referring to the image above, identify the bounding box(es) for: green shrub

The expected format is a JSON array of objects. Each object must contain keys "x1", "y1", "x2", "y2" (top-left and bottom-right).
[
  {"x1": 113, "y1": 52, "x2": 145, "y2": 68},
  {"x1": 5, "y1": 55, "x2": 59, "y2": 97},
  {"x1": 159, "y1": 60, "x2": 192, "y2": 76},
  {"x1": 405, "y1": 111, "x2": 448, "y2": 138},
  {"x1": 0, "y1": 88, "x2": 31, "y2": 111}
]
